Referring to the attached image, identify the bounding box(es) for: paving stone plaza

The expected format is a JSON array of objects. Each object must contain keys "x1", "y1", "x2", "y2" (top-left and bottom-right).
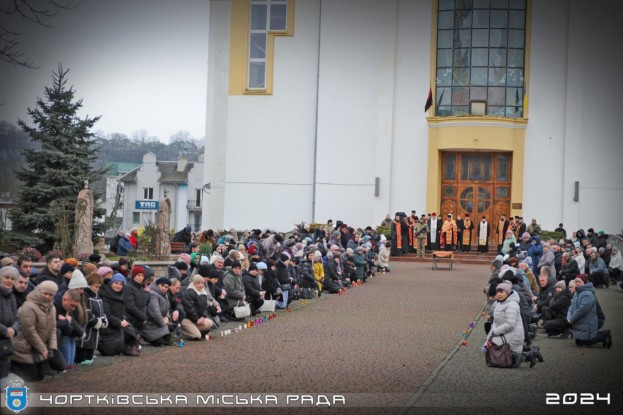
[{"x1": 8, "y1": 262, "x2": 621, "y2": 415}]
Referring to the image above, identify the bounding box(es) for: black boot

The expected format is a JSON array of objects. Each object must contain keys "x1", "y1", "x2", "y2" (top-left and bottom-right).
[
  {"x1": 512, "y1": 352, "x2": 526, "y2": 368},
  {"x1": 522, "y1": 350, "x2": 537, "y2": 368},
  {"x1": 531, "y1": 346, "x2": 544, "y2": 362}
]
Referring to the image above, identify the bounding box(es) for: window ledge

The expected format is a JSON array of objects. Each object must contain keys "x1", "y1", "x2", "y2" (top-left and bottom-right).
[{"x1": 427, "y1": 116, "x2": 528, "y2": 129}]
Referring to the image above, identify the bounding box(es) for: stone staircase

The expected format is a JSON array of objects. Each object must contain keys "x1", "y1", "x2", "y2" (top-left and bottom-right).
[{"x1": 391, "y1": 249, "x2": 495, "y2": 266}]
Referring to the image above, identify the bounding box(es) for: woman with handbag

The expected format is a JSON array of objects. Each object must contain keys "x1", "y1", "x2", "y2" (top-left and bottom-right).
[
  {"x1": 0, "y1": 266, "x2": 19, "y2": 381},
  {"x1": 10, "y1": 281, "x2": 65, "y2": 381},
  {"x1": 223, "y1": 260, "x2": 247, "y2": 319},
  {"x1": 181, "y1": 275, "x2": 220, "y2": 339},
  {"x1": 487, "y1": 282, "x2": 538, "y2": 368}
]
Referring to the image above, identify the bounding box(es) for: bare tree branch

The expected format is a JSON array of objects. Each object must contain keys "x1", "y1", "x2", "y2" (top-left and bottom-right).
[{"x1": 0, "y1": 0, "x2": 80, "y2": 68}]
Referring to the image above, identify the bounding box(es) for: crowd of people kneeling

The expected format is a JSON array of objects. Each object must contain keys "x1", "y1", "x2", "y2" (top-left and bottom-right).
[{"x1": 0, "y1": 221, "x2": 394, "y2": 383}]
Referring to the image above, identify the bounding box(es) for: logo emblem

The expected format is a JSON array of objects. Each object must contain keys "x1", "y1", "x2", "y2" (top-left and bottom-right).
[{"x1": 5, "y1": 386, "x2": 29, "y2": 414}]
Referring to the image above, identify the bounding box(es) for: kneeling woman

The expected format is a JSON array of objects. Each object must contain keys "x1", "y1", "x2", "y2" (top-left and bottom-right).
[
  {"x1": 181, "y1": 275, "x2": 220, "y2": 339},
  {"x1": 98, "y1": 274, "x2": 141, "y2": 356},
  {"x1": 488, "y1": 282, "x2": 539, "y2": 368},
  {"x1": 143, "y1": 277, "x2": 176, "y2": 347}
]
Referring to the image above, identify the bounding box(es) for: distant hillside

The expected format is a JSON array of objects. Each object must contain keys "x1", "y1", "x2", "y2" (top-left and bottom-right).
[{"x1": 0, "y1": 122, "x2": 204, "y2": 198}]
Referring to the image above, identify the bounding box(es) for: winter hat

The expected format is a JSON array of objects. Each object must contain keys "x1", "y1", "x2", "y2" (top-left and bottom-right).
[
  {"x1": 231, "y1": 260, "x2": 242, "y2": 269},
  {"x1": 131, "y1": 266, "x2": 145, "y2": 278},
  {"x1": 495, "y1": 282, "x2": 512, "y2": 295},
  {"x1": 198, "y1": 264, "x2": 211, "y2": 277},
  {"x1": 60, "y1": 263, "x2": 75, "y2": 276},
  {"x1": 143, "y1": 266, "x2": 154, "y2": 279},
  {"x1": 295, "y1": 250, "x2": 304, "y2": 258},
  {"x1": 155, "y1": 277, "x2": 172, "y2": 286},
  {"x1": 37, "y1": 280, "x2": 59, "y2": 295},
  {"x1": 179, "y1": 253, "x2": 191, "y2": 264},
  {"x1": 0, "y1": 258, "x2": 12, "y2": 267},
  {"x1": 284, "y1": 238, "x2": 296, "y2": 248},
  {"x1": 110, "y1": 273, "x2": 126, "y2": 285},
  {"x1": 491, "y1": 258, "x2": 503, "y2": 269},
  {"x1": 68, "y1": 269, "x2": 88, "y2": 289},
  {"x1": 524, "y1": 257, "x2": 533, "y2": 267},
  {"x1": 522, "y1": 232, "x2": 530, "y2": 240},
  {"x1": 82, "y1": 263, "x2": 97, "y2": 275},
  {"x1": 88, "y1": 254, "x2": 101, "y2": 262},
  {"x1": 280, "y1": 253, "x2": 291, "y2": 262},
  {"x1": 256, "y1": 262, "x2": 267, "y2": 270},
  {"x1": 542, "y1": 242, "x2": 550, "y2": 248},
  {"x1": 118, "y1": 257, "x2": 128, "y2": 266},
  {"x1": 248, "y1": 245, "x2": 257, "y2": 255},
  {"x1": 314, "y1": 250, "x2": 322, "y2": 258},
  {"x1": 356, "y1": 246, "x2": 365, "y2": 253},
  {"x1": 64, "y1": 258, "x2": 79, "y2": 267},
  {"x1": 576, "y1": 274, "x2": 589, "y2": 284},
  {"x1": 555, "y1": 280, "x2": 566, "y2": 290},
  {"x1": 97, "y1": 267, "x2": 113, "y2": 278},
  {"x1": 346, "y1": 248, "x2": 354, "y2": 255},
  {"x1": 0, "y1": 266, "x2": 19, "y2": 280},
  {"x1": 248, "y1": 262, "x2": 258, "y2": 271},
  {"x1": 200, "y1": 255, "x2": 209, "y2": 264}
]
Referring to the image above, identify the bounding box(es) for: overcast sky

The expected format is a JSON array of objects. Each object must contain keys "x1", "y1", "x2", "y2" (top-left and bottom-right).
[{"x1": 0, "y1": 0, "x2": 210, "y2": 142}]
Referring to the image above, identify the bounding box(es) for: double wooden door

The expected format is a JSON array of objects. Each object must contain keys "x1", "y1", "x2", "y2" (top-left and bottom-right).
[{"x1": 440, "y1": 152, "x2": 512, "y2": 247}]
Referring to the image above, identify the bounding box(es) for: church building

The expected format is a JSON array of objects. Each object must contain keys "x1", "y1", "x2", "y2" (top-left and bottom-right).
[{"x1": 202, "y1": 0, "x2": 623, "y2": 241}]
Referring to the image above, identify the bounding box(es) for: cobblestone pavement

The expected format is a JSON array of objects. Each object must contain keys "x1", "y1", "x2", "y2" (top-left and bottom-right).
[{"x1": 4, "y1": 262, "x2": 622, "y2": 415}]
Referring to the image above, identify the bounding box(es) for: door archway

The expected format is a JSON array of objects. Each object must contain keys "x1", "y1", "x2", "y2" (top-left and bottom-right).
[{"x1": 440, "y1": 152, "x2": 512, "y2": 247}]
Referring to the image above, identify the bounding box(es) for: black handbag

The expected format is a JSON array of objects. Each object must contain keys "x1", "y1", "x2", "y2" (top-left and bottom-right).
[
  {"x1": 0, "y1": 338, "x2": 13, "y2": 359},
  {"x1": 485, "y1": 335, "x2": 513, "y2": 368}
]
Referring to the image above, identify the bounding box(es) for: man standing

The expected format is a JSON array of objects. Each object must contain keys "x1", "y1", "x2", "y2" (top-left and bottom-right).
[
  {"x1": 517, "y1": 217, "x2": 527, "y2": 238},
  {"x1": 390, "y1": 213, "x2": 402, "y2": 257},
  {"x1": 440, "y1": 214, "x2": 458, "y2": 251},
  {"x1": 527, "y1": 218, "x2": 542, "y2": 236},
  {"x1": 456, "y1": 214, "x2": 464, "y2": 251},
  {"x1": 461, "y1": 214, "x2": 474, "y2": 252},
  {"x1": 496, "y1": 214, "x2": 509, "y2": 254},
  {"x1": 401, "y1": 215, "x2": 412, "y2": 254},
  {"x1": 478, "y1": 216, "x2": 491, "y2": 254},
  {"x1": 414, "y1": 217, "x2": 429, "y2": 259},
  {"x1": 428, "y1": 213, "x2": 441, "y2": 252},
  {"x1": 409, "y1": 210, "x2": 419, "y2": 253}
]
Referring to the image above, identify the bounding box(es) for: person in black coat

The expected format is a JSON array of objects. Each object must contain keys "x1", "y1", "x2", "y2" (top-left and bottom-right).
[
  {"x1": 172, "y1": 226, "x2": 193, "y2": 251},
  {"x1": 181, "y1": 275, "x2": 219, "y2": 338},
  {"x1": 543, "y1": 280, "x2": 573, "y2": 337},
  {"x1": 559, "y1": 252, "x2": 580, "y2": 284},
  {"x1": 122, "y1": 267, "x2": 148, "y2": 335},
  {"x1": 242, "y1": 263, "x2": 264, "y2": 316},
  {"x1": 0, "y1": 266, "x2": 19, "y2": 379},
  {"x1": 275, "y1": 254, "x2": 293, "y2": 308},
  {"x1": 261, "y1": 259, "x2": 282, "y2": 302},
  {"x1": 99, "y1": 274, "x2": 139, "y2": 356},
  {"x1": 75, "y1": 273, "x2": 107, "y2": 364}
]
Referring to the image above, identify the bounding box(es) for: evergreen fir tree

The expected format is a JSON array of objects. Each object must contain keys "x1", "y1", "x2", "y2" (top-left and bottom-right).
[{"x1": 10, "y1": 64, "x2": 107, "y2": 253}]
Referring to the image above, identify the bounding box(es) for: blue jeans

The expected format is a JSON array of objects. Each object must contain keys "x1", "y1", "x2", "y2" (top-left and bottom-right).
[
  {"x1": 59, "y1": 336, "x2": 76, "y2": 368},
  {"x1": 276, "y1": 290, "x2": 288, "y2": 309}
]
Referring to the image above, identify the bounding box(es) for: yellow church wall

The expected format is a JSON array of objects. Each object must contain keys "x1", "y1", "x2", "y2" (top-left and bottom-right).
[{"x1": 426, "y1": 118, "x2": 527, "y2": 218}]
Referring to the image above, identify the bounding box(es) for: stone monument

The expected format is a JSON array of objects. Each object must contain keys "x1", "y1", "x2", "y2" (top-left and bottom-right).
[
  {"x1": 155, "y1": 191, "x2": 172, "y2": 257},
  {"x1": 74, "y1": 180, "x2": 94, "y2": 256}
]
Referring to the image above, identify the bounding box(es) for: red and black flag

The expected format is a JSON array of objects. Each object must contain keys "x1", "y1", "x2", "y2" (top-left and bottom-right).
[{"x1": 424, "y1": 87, "x2": 433, "y2": 112}]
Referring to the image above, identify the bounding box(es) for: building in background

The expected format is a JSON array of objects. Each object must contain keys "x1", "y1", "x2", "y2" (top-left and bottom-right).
[
  {"x1": 119, "y1": 152, "x2": 204, "y2": 233},
  {"x1": 202, "y1": 0, "x2": 623, "y2": 238}
]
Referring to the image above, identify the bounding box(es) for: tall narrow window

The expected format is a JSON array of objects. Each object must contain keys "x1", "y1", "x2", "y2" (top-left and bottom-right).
[
  {"x1": 248, "y1": 0, "x2": 288, "y2": 89},
  {"x1": 196, "y1": 189, "x2": 201, "y2": 207},
  {"x1": 436, "y1": 0, "x2": 526, "y2": 117}
]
